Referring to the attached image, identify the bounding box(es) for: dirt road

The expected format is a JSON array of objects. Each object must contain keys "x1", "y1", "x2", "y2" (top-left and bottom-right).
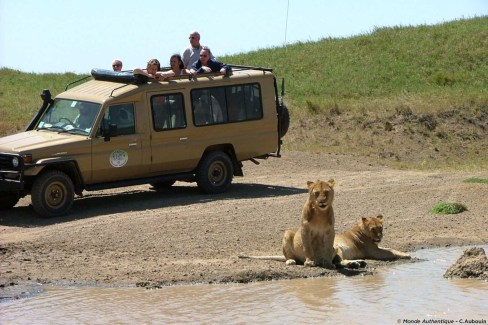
[{"x1": 1, "y1": 151, "x2": 487, "y2": 298}]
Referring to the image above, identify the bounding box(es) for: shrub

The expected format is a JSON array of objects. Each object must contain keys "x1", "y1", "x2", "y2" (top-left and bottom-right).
[
  {"x1": 463, "y1": 178, "x2": 488, "y2": 184},
  {"x1": 431, "y1": 202, "x2": 467, "y2": 214}
]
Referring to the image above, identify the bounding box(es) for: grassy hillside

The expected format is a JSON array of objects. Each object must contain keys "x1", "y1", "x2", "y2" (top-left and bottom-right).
[
  {"x1": 226, "y1": 16, "x2": 488, "y2": 170},
  {"x1": 1, "y1": 16, "x2": 487, "y2": 170}
]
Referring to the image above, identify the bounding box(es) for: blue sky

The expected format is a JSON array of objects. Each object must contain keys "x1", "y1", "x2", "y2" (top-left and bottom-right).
[{"x1": 0, "y1": 0, "x2": 486, "y2": 74}]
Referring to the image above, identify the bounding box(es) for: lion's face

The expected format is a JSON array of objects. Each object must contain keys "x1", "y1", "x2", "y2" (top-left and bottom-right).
[
  {"x1": 307, "y1": 179, "x2": 335, "y2": 211},
  {"x1": 361, "y1": 215, "x2": 384, "y2": 243}
]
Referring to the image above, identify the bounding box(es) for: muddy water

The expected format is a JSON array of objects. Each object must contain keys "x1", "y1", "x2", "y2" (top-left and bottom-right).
[{"x1": 3, "y1": 246, "x2": 488, "y2": 324}]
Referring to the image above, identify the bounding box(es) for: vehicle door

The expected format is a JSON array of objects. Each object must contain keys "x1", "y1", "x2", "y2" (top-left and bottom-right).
[
  {"x1": 149, "y1": 92, "x2": 201, "y2": 173},
  {"x1": 91, "y1": 103, "x2": 145, "y2": 183}
]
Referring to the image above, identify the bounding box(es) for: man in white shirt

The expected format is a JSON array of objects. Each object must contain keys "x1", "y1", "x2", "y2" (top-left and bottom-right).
[{"x1": 182, "y1": 31, "x2": 213, "y2": 69}]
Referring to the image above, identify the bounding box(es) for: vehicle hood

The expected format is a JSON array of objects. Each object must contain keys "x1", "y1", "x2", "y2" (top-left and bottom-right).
[{"x1": 0, "y1": 130, "x2": 85, "y2": 153}]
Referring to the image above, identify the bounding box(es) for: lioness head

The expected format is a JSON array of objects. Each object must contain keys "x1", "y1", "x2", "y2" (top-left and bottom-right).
[
  {"x1": 361, "y1": 215, "x2": 384, "y2": 243},
  {"x1": 306, "y1": 179, "x2": 335, "y2": 210}
]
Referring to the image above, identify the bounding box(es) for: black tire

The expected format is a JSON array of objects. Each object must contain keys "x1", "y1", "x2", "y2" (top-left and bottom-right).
[
  {"x1": 196, "y1": 151, "x2": 233, "y2": 194},
  {"x1": 150, "y1": 180, "x2": 176, "y2": 190},
  {"x1": 31, "y1": 170, "x2": 74, "y2": 218},
  {"x1": 0, "y1": 192, "x2": 20, "y2": 210},
  {"x1": 278, "y1": 103, "x2": 290, "y2": 138}
]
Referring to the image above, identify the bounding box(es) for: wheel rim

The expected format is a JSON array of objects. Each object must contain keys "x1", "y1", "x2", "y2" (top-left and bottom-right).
[
  {"x1": 208, "y1": 161, "x2": 227, "y2": 186},
  {"x1": 44, "y1": 181, "x2": 67, "y2": 208}
]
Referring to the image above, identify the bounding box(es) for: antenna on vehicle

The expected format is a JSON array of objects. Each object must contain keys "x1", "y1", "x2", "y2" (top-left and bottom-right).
[{"x1": 284, "y1": 0, "x2": 290, "y2": 50}]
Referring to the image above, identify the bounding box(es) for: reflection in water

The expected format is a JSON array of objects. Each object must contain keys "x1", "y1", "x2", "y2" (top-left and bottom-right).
[{"x1": 2, "y1": 246, "x2": 488, "y2": 324}]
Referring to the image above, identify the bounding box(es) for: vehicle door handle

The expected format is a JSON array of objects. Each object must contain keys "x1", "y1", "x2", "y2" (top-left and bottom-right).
[
  {"x1": 179, "y1": 137, "x2": 188, "y2": 142},
  {"x1": 128, "y1": 143, "x2": 138, "y2": 147}
]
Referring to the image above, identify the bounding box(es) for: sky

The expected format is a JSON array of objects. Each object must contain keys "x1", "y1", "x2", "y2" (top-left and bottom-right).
[{"x1": 0, "y1": 0, "x2": 486, "y2": 74}]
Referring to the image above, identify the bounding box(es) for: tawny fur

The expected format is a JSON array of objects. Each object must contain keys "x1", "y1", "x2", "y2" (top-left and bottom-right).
[
  {"x1": 281, "y1": 179, "x2": 337, "y2": 268},
  {"x1": 334, "y1": 215, "x2": 411, "y2": 261}
]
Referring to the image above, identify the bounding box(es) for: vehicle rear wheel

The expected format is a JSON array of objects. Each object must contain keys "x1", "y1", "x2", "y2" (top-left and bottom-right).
[
  {"x1": 31, "y1": 170, "x2": 74, "y2": 217},
  {"x1": 0, "y1": 191, "x2": 20, "y2": 210},
  {"x1": 196, "y1": 151, "x2": 233, "y2": 194}
]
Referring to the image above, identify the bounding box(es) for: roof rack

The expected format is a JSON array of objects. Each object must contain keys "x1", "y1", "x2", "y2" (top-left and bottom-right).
[
  {"x1": 85, "y1": 64, "x2": 273, "y2": 87},
  {"x1": 227, "y1": 64, "x2": 273, "y2": 72},
  {"x1": 159, "y1": 64, "x2": 273, "y2": 73},
  {"x1": 65, "y1": 75, "x2": 92, "y2": 90}
]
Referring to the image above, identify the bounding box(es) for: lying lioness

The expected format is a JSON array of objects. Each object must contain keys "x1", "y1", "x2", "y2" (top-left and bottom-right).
[
  {"x1": 282, "y1": 179, "x2": 337, "y2": 268},
  {"x1": 335, "y1": 215, "x2": 411, "y2": 261},
  {"x1": 239, "y1": 215, "x2": 409, "y2": 267}
]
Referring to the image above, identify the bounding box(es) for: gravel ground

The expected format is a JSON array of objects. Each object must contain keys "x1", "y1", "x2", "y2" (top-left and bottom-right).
[{"x1": 1, "y1": 151, "x2": 487, "y2": 300}]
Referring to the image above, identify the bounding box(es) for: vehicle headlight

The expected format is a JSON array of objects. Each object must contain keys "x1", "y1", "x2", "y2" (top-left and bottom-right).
[{"x1": 12, "y1": 157, "x2": 19, "y2": 168}]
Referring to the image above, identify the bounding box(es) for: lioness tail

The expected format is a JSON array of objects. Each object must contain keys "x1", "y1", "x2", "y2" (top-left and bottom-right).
[{"x1": 238, "y1": 255, "x2": 286, "y2": 262}]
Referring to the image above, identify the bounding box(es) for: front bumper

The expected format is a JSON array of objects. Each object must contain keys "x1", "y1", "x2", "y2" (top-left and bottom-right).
[{"x1": 0, "y1": 153, "x2": 26, "y2": 191}]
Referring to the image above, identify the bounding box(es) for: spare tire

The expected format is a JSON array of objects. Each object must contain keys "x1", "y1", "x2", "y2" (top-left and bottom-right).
[{"x1": 278, "y1": 103, "x2": 290, "y2": 138}]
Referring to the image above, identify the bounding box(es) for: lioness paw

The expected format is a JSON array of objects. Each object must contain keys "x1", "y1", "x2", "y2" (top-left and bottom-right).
[
  {"x1": 346, "y1": 260, "x2": 367, "y2": 269},
  {"x1": 304, "y1": 260, "x2": 315, "y2": 267},
  {"x1": 285, "y1": 259, "x2": 297, "y2": 266}
]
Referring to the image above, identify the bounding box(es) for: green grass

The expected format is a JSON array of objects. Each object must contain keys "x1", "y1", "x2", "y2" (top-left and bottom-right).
[
  {"x1": 1, "y1": 16, "x2": 488, "y2": 170},
  {"x1": 463, "y1": 178, "x2": 488, "y2": 184},
  {"x1": 0, "y1": 69, "x2": 89, "y2": 134},
  {"x1": 431, "y1": 202, "x2": 468, "y2": 214}
]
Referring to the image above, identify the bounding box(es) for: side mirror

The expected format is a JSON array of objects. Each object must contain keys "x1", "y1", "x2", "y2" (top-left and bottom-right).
[{"x1": 104, "y1": 123, "x2": 118, "y2": 141}]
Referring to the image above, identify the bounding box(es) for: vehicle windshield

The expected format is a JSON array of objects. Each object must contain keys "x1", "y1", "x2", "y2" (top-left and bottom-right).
[{"x1": 35, "y1": 99, "x2": 101, "y2": 136}]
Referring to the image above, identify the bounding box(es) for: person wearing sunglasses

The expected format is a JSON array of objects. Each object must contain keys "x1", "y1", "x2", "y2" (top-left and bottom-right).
[
  {"x1": 112, "y1": 59, "x2": 123, "y2": 72},
  {"x1": 189, "y1": 47, "x2": 230, "y2": 76},
  {"x1": 182, "y1": 31, "x2": 213, "y2": 69}
]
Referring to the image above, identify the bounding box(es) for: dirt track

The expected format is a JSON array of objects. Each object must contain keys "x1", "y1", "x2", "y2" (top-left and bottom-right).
[{"x1": 1, "y1": 151, "x2": 487, "y2": 298}]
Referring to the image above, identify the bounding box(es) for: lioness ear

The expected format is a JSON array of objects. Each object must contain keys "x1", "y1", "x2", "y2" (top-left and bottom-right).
[
  {"x1": 328, "y1": 179, "x2": 335, "y2": 187},
  {"x1": 306, "y1": 181, "x2": 314, "y2": 189},
  {"x1": 361, "y1": 217, "x2": 367, "y2": 223},
  {"x1": 376, "y1": 215, "x2": 383, "y2": 220}
]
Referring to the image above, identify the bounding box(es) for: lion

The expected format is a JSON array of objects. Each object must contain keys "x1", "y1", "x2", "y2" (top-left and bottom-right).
[
  {"x1": 334, "y1": 215, "x2": 411, "y2": 262},
  {"x1": 239, "y1": 179, "x2": 365, "y2": 269},
  {"x1": 241, "y1": 215, "x2": 409, "y2": 264},
  {"x1": 282, "y1": 179, "x2": 337, "y2": 268}
]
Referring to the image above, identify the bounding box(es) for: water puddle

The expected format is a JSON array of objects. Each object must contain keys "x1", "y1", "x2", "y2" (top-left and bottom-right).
[{"x1": 2, "y1": 246, "x2": 487, "y2": 324}]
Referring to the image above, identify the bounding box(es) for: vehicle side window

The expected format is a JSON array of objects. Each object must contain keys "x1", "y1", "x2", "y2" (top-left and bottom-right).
[
  {"x1": 106, "y1": 103, "x2": 136, "y2": 135},
  {"x1": 151, "y1": 93, "x2": 186, "y2": 131},
  {"x1": 227, "y1": 84, "x2": 263, "y2": 122},
  {"x1": 191, "y1": 83, "x2": 263, "y2": 126},
  {"x1": 191, "y1": 88, "x2": 226, "y2": 126}
]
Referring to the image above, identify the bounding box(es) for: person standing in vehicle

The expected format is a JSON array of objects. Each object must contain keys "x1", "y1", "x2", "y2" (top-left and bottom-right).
[
  {"x1": 133, "y1": 59, "x2": 165, "y2": 81},
  {"x1": 112, "y1": 59, "x2": 123, "y2": 72},
  {"x1": 189, "y1": 47, "x2": 228, "y2": 76},
  {"x1": 182, "y1": 31, "x2": 213, "y2": 69},
  {"x1": 159, "y1": 54, "x2": 189, "y2": 79}
]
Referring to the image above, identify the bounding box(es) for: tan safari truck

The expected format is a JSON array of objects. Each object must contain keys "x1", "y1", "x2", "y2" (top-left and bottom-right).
[{"x1": 0, "y1": 65, "x2": 289, "y2": 217}]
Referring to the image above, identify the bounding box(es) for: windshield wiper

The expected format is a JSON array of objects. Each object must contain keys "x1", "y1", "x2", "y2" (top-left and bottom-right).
[{"x1": 65, "y1": 128, "x2": 89, "y2": 135}]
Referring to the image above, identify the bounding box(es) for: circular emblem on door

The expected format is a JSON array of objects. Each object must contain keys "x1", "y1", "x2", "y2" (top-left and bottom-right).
[{"x1": 109, "y1": 149, "x2": 129, "y2": 167}]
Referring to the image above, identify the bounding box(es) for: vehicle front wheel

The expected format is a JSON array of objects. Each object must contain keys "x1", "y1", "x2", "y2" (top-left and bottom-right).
[
  {"x1": 196, "y1": 151, "x2": 233, "y2": 194},
  {"x1": 0, "y1": 191, "x2": 20, "y2": 210},
  {"x1": 31, "y1": 170, "x2": 75, "y2": 217}
]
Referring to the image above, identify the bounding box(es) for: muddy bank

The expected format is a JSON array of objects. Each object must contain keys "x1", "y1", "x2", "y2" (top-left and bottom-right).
[{"x1": 1, "y1": 152, "x2": 487, "y2": 301}]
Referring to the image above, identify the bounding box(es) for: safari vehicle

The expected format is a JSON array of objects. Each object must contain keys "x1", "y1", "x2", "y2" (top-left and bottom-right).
[{"x1": 0, "y1": 65, "x2": 289, "y2": 217}]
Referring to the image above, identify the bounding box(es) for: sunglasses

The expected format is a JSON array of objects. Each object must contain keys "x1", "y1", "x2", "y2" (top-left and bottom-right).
[
  {"x1": 199, "y1": 54, "x2": 208, "y2": 57},
  {"x1": 189, "y1": 36, "x2": 196, "y2": 39},
  {"x1": 112, "y1": 64, "x2": 121, "y2": 67}
]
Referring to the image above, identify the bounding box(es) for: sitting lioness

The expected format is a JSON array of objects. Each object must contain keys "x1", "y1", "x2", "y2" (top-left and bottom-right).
[
  {"x1": 282, "y1": 179, "x2": 337, "y2": 268},
  {"x1": 334, "y1": 215, "x2": 411, "y2": 262}
]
